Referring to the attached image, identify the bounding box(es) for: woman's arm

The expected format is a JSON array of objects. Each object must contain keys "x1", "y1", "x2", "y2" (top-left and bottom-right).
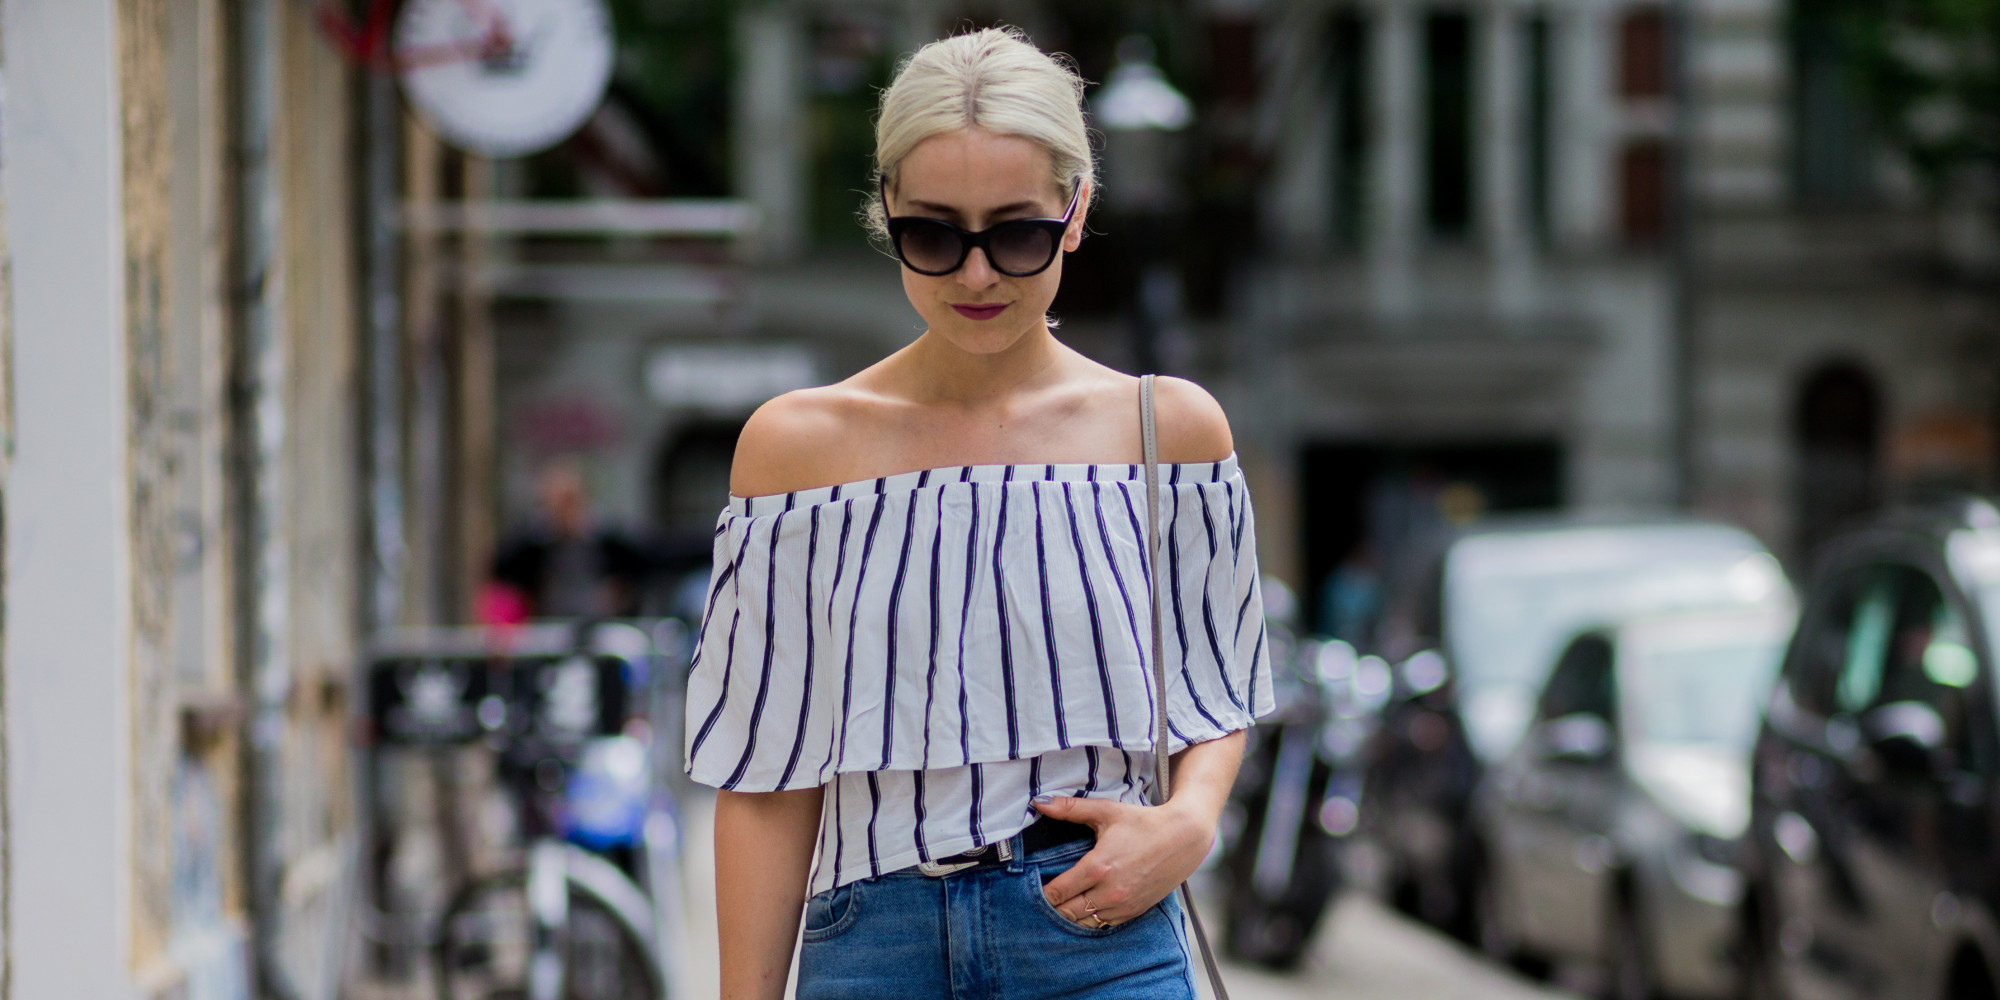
[
  {"x1": 1033, "y1": 729, "x2": 1246, "y2": 925},
  {"x1": 715, "y1": 786, "x2": 825, "y2": 1000}
]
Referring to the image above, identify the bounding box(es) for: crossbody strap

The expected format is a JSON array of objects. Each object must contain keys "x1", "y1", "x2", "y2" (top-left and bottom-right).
[{"x1": 1140, "y1": 374, "x2": 1232, "y2": 1000}]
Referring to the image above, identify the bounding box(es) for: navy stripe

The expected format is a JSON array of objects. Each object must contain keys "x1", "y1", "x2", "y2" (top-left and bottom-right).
[
  {"x1": 1167, "y1": 471, "x2": 1227, "y2": 731},
  {"x1": 992, "y1": 469, "x2": 1021, "y2": 758},
  {"x1": 912, "y1": 771, "x2": 931, "y2": 863},
  {"x1": 687, "y1": 527, "x2": 759, "y2": 764},
  {"x1": 687, "y1": 538, "x2": 742, "y2": 674},
  {"x1": 1196, "y1": 487, "x2": 1246, "y2": 711},
  {"x1": 1061, "y1": 482, "x2": 1118, "y2": 744},
  {"x1": 1228, "y1": 481, "x2": 1247, "y2": 556},
  {"x1": 880, "y1": 483, "x2": 923, "y2": 769},
  {"x1": 1246, "y1": 620, "x2": 1267, "y2": 713},
  {"x1": 825, "y1": 499, "x2": 853, "y2": 631},
  {"x1": 1082, "y1": 746, "x2": 1100, "y2": 795},
  {"x1": 922, "y1": 488, "x2": 945, "y2": 768},
  {"x1": 720, "y1": 513, "x2": 788, "y2": 788},
  {"x1": 1113, "y1": 482, "x2": 1160, "y2": 729},
  {"x1": 835, "y1": 493, "x2": 890, "y2": 770},
  {"x1": 818, "y1": 502, "x2": 855, "y2": 782},
  {"x1": 832, "y1": 771, "x2": 845, "y2": 876},
  {"x1": 954, "y1": 482, "x2": 981, "y2": 766},
  {"x1": 969, "y1": 762, "x2": 985, "y2": 846},
  {"x1": 775, "y1": 505, "x2": 823, "y2": 788},
  {"x1": 1031, "y1": 486, "x2": 1070, "y2": 747},
  {"x1": 865, "y1": 772, "x2": 883, "y2": 878}
]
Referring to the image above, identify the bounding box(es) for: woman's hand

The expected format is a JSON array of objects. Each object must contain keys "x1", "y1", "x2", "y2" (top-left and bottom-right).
[
  {"x1": 1032, "y1": 794, "x2": 1214, "y2": 926},
  {"x1": 1033, "y1": 730, "x2": 1246, "y2": 927}
]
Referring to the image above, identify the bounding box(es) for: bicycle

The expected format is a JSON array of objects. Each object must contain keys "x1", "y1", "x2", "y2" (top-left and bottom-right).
[{"x1": 365, "y1": 620, "x2": 688, "y2": 1000}]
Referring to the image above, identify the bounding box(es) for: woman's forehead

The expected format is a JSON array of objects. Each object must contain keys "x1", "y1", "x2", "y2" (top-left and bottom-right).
[{"x1": 895, "y1": 130, "x2": 1064, "y2": 208}]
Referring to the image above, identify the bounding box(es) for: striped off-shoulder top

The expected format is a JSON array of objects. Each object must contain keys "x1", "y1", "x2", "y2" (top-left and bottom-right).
[{"x1": 683, "y1": 454, "x2": 1274, "y2": 892}]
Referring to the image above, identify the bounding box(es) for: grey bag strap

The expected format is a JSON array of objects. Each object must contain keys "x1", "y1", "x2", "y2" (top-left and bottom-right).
[{"x1": 1140, "y1": 374, "x2": 1232, "y2": 1000}]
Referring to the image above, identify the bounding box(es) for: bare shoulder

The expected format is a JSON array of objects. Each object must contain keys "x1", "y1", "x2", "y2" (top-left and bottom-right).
[
  {"x1": 1148, "y1": 375, "x2": 1234, "y2": 464},
  {"x1": 729, "y1": 386, "x2": 864, "y2": 497}
]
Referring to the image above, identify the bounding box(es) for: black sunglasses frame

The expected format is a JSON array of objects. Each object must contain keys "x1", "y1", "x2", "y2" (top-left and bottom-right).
[{"x1": 880, "y1": 181, "x2": 1083, "y2": 278}]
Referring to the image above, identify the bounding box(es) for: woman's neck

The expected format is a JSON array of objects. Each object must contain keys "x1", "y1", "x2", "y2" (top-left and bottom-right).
[{"x1": 898, "y1": 321, "x2": 1070, "y2": 407}]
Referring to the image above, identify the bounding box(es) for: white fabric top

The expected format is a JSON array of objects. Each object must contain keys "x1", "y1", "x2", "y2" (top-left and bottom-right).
[{"x1": 684, "y1": 455, "x2": 1273, "y2": 890}]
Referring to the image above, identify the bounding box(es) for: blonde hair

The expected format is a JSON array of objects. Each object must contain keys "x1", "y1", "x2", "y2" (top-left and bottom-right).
[{"x1": 864, "y1": 26, "x2": 1095, "y2": 240}]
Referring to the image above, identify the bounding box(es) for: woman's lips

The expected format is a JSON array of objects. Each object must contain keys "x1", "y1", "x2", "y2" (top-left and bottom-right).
[{"x1": 951, "y1": 303, "x2": 1008, "y2": 321}]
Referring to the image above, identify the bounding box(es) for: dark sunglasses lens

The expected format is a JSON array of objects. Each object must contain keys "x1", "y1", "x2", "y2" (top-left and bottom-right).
[
  {"x1": 894, "y1": 221, "x2": 965, "y2": 274},
  {"x1": 987, "y1": 223, "x2": 1059, "y2": 275}
]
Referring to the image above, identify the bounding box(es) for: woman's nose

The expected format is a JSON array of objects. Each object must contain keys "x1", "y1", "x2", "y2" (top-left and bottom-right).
[{"x1": 956, "y1": 247, "x2": 1000, "y2": 290}]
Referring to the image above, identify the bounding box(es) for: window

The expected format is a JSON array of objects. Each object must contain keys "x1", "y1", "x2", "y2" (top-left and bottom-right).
[
  {"x1": 1525, "y1": 15, "x2": 1553, "y2": 244},
  {"x1": 1331, "y1": 12, "x2": 1371, "y2": 249},
  {"x1": 1813, "y1": 564, "x2": 1986, "y2": 771},
  {"x1": 1791, "y1": 0, "x2": 1876, "y2": 203},
  {"x1": 1618, "y1": 8, "x2": 1669, "y2": 99},
  {"x1": 1539, "y1": 633, "x2": 1618, "y2": 723},
  {"x1": 1619, "y1": 140, "x2": 1668, "y2": 243},
  {"x1": 1424, "y1": 12, "x2": 1474, "y2": 237}
]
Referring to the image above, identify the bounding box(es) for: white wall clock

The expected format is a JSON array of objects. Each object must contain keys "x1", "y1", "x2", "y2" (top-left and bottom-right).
[{"x1": 395, "y1": 0, "x2": 615, "y2": 158}]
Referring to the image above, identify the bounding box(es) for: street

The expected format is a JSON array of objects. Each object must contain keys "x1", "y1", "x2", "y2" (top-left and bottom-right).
[{"x1": 670, "y1": 793, "x2": 1578, "y2": 1000}]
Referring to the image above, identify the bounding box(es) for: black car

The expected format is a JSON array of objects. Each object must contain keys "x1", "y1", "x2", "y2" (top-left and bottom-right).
[
  {"x1": 1363, "y1": 515, "x2": 1790, "y2": 939},
  {"x1": 1744, "y1": 497, "x2": 2000, "y2": 1000}
]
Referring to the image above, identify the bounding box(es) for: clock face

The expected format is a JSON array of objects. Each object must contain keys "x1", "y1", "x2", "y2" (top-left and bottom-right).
[{"x1": 395, "y1": 0, "x2": 615, "y2": 158}]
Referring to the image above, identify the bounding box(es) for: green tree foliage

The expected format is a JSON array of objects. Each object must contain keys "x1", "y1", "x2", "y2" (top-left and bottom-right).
[{"x1": 1822, "y1": 0, "x2": 2000, "y2": 193}]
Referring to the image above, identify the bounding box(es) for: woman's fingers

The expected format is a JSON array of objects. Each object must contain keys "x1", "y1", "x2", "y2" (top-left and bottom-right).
[
  {"x1": 1039, "y1": 845, "x2": 1106, "y2": 909},
  {"x1": 1031, "y1": 793, "x2": 1123, "y2": 829},
  {"x1": 1045, "y1": 848, "x2": 1151, "y2": 926}
]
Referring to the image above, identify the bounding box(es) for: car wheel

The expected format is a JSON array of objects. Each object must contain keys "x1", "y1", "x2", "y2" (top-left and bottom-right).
[
  {"x1": 1471, "y1": 860, "x2": 1551, "y2": 980},
  {"x1": 1471, "y1": 862, "x2": 1513, "y2": 961},
  {"x1": 1736, "y1": 881, "x2": 1790, "y2": 1000},
  {"x1": 1603, "y1": 893, "x2": 1653, "y2": 1000}
]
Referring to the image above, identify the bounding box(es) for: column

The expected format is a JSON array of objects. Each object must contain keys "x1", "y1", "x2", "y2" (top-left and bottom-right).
[
  {"x1": 1369, "y1": 2, "x2": 1419, "y2": 320},
  {"x1": 734, "y1": 5, "x2": 808, "y2": 261},
  {"x1": 1264, "y1": 12, "x2": 1334, "y2": 255},
  {"x1": 3, "y1": 0, "x2": 133, "y2": 992},
  {"x1": 1481, "y1": 2, "x2": 1536, "y2": 317},
  {"x1": 1552, "y1": 1, "x2": 1611, "y2": 248}
]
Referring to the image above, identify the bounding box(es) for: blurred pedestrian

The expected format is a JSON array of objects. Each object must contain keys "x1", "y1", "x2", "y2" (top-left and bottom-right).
[
  {"x1": 682, "y1": 27, "x2": 1273, "y2": 1000},
  {"x1": 1318, "y1": 541, "x2": 1383, "y2": 647},
  {"x1": 484, "y1": 460, "x2": 653, "y2": 622}
]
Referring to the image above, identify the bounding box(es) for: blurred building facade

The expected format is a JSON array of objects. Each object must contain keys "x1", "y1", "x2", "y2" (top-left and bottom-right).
[
  {"x1": 0, "y1": 1, "x2": 390, "y2": 996},
  {"x1": 492, "y1": 0, "x2": 1995, "y2": 624}
]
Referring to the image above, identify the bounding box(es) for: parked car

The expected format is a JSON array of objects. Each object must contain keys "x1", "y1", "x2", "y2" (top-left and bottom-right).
[
  {"x1": 1743, "y1": 497, "x2": 2000, "y2": 1000},
  {"x1": 1471, "y1": 608, "x2": 1793, "y2": 999},
  {"x1": 1364, "y1": 516, "x2": 1792, "y2": 938}
]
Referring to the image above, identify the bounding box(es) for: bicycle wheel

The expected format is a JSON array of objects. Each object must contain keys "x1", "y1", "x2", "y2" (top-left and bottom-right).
[{"x1": 435, "y1": 868, "x2": 664, "y2": 1000}]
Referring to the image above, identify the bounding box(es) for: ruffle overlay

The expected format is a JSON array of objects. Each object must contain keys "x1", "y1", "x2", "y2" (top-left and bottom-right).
[{"x1": 684, "y1": 455, "x2": 1272, "y2": 792}]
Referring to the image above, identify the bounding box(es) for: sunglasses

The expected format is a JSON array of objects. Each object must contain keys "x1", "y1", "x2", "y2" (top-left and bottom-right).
[{"x1": 882, "y1": 181, "x2": 1083, "y2": 278}]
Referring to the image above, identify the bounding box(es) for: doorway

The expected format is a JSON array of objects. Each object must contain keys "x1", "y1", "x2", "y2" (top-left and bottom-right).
[
  {"x1": 1299, "y1": 441, "x2": 1564, "y2": 644},
  {"x1": 1793, "y1": 361, "x2": 1883, "y2": 568}
]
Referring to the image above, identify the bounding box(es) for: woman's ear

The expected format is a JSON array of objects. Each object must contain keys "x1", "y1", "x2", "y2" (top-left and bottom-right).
[{"x1": 1063, "y1": 182, "x2": 1091, "y2": 251}]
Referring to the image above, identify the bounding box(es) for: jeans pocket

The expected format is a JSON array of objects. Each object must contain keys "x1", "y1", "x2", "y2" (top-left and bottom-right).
[
  {"x1": 1030, "y1": 866, "x2": 1139, "y2": 938},
  {"x1": 800, "y1": 882, "x2": 860, "y2": 942}
]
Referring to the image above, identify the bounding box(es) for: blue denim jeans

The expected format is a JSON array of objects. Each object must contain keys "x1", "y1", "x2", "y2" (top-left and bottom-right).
[{"x1": 794, "y1": 834, "x2": 1197, "y2": 1000}]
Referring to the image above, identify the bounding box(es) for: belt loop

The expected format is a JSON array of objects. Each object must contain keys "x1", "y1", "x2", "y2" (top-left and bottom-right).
[{"x1": 1005, "y1": 832, "x2": 1026, "y2": 874}]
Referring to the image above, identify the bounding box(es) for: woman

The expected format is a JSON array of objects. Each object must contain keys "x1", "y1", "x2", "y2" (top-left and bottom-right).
[{"x1": 684, "y1": 27, "x2": 1272, "y2": 1000}]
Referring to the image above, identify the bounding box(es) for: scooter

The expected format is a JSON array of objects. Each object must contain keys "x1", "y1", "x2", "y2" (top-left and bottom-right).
[{"x1": 1217, "y1": 629, "x2": 1377, "y2": 969}]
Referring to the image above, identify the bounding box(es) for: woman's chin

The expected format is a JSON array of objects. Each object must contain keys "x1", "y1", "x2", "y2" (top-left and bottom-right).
[{"x1": 928, "y1": 319, "x2": 1043, "y2": 356}]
